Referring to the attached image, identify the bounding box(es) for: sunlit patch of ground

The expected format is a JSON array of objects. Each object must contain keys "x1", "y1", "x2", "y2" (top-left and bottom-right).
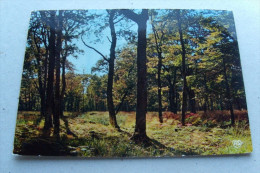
[{"x1": 13, "y1": 111, "x2": 252, "y2": 157}]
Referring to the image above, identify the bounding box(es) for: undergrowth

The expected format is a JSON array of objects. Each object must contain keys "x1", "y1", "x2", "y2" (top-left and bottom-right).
[{"x1": 14, "y1": 111, "x2": 253, "y2": 157}]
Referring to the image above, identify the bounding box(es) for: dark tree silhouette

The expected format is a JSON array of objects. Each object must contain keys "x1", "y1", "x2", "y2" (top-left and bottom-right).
[
  {"x1": 176, "y1": 10, "x2": 188, "y2": 126},
  {"x1": 120, "y1": 9, "x2": 149, "y2": 142},
  {"x1": 53, "y1": 11, "x2": 63, "y2": 138},
  {"x1": 44, "y1": 11, "x2": 56, "y2": 135},
  {"x1": 106, "y1": 10, "x2": 120, "y2": 129},
  {"x1": 81, "y1": 10, "x2": 121, "y2": 130},
  {"x1": 151, "y1": 13, "x2": 165, "y2": 123}
]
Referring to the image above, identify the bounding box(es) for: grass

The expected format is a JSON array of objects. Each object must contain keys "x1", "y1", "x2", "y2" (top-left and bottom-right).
[{"x1": 13, "y1": 111, "x2": 253, "y2": 157}]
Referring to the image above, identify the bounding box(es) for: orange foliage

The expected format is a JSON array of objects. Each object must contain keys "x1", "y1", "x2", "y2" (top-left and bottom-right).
[{"x1": 163, "y1": 112, "x2": 180, "y2": 120}]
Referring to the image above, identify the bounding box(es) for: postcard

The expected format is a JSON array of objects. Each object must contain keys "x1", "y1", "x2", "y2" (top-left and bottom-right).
[{"x1": 13, "y1": 9, "x2": 252, "y2": 157}]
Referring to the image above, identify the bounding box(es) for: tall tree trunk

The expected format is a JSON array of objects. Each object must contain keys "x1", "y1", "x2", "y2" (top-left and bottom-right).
[
  {"x1": 151, "y1": 18, "x2": 163, "y2": 123},
  {"x1": 133, "y1": 10, "x2": 149, "y2": 140},
  {"x1": 222, "y1": 57, "x2": 235, "y2": 125},
  {"x1": 175, "y1": 91, "x2": 179, "y2": 113},
  {"x1": 120, "y1": 9, "x2": 149, "y2": 141},
  {"x1": 188, "y1": 88, "x2": 196, "y2": 113},
  {"x1": 168, "y1": 79, "x2": 174, "y2": 112},
  {"x1": 60, "y1": 47, "x2": 66, "y2": 118},
  {"x1": 210, "y1": 97, "x2": 214, "y2": 111},
  {"x1": 42, "y1": 40, "x2": 48, "y2": 119},
  {"x1": 81, "y1": 10, "x2": 121, "y2": 129},
  {"x1": 157, "y1": 52, "x2": 163, "y2": 123},
  {"x1": 168, "y1": 68, "x2": 177, "y2": 114},
  {"x1": 177, "y1": 10, "x2": 187, "y2": 126},
  {"x1": 203, "y1": 74, "x2": 209, "y2": 113},
  {"x1": 44, "y1": 11, "x2": 56, "y2": 134},
  {"x1": 107, "y1": 10, "x2": 120, "y2": 130},
  {"x1": 53, "y1": 11, "x2": 63, "y2": 138},
  {"x1": 219, "y1": 94, "x2": 224, "y2": 111}
]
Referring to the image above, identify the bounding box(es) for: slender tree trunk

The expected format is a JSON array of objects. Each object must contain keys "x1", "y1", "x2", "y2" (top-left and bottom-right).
[
  {"x1": 42, "y1": 46, "x2": 48, "y2": 118},
  {"x1": 60, "y1": 53, "x2": 66, "y2": 118},
  {"x1": 222, "y1": 57, "x2": 235, "y2": 125},
  {"x1": 107, "y1": 10, "x2": 120, "y2": 130},
  {"x1": 44, "y1": 11, "x2": 56, "y2": 134},
  {"x1": 157, "y1": 52, "x2": 163, "y2": 123},
  {"x1": 218, "y1": 94, "x2": 223, "y2": 110},
  {"x1": 175, "y1": 91, "x2": 179, "y2": 113},
  {"x1": 210, "y1": 97, "x2": 214, "y2": 111},
  {"x1": 203, "y1": 74, "x2": 209, "y2": 113},
  {"x1": 168, "y1": 68, "x2": 177, "y2": 114},
  {"x1": 53, "y1": 11, "x2": 63, "y2": 138},
  {"x1": 173, "y1": 68, "x2": 177, "y2": 114},
  {"x1": 36, "y1": 60, "x2": 46, "y2": 118},
  {"x1": 177, "y1": 10, "x2": 187, "y2": 126},
  {"x1": 188, "y1": 88, "x2": 196, "y2": 113},
  {"x1": 168, "y1": 79, "x2": 174, "y2": 112},
  {"x1": 151, "y1": 19, "x2": 163, "y2": 123},
  {"x1": 236, "y1": 98, "x2": 242, "y2": 111}
]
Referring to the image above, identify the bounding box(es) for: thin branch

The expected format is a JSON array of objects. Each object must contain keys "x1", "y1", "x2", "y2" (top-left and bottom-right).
[
  {"x1": 151, "y1": 18, "x2": 161, "y2": 54},
  {"x1": 81, "y1": 35, "x2": 109, "y2": 62},
  {"x1": 106, "y1": 36, "x2": 112, "y2": 43},
  {"x1": 114, "y1": 16, "x2": 125, "y2": 24}
]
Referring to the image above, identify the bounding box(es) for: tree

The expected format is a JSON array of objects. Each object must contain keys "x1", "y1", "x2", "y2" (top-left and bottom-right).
[
  {"x1": 106, "y1": 10, "x2": 120, "y2": 129},
  {"x1": 43, "y1": 11, "x2": 56, "y2": 135},
  {"x1": 176, "y1": 10, "x2": 188, "y2": 126},
  {"x1": 150, "y1": 10, "x2": 167, "y2": 123},
  {"x1": 120, "y1": 9, "x2": 149, "y2": 142},
  {"x1": 81, "y1": 10, "x2": 122, "y2": 130},
  {"x1": 53, "y1": 11, "x2": 63, "y2": 138}
]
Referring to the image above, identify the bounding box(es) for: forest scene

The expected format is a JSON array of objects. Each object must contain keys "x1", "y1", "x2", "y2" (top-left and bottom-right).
[{"x1": 13, "y1": 9, "x2": 252, "y2": 157}]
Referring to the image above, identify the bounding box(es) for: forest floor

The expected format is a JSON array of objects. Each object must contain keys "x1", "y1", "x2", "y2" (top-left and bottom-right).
[{"x1": 13, "y1": 111, "x2": 253, "y2": 157}]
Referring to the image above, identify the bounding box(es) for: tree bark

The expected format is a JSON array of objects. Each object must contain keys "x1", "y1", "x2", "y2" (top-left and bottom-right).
[
  {"x1": 151, "y1": 18, "x2": 163, "y2": 123},
  {"x1": 81, "y1": 11, "x2": 121, "y2": 129},
  {"x1": 188, "y1": 88, "x2": 196, "y2": 113},
  {"x1": 107, "y1": 10, "x2": 120, "y2": 130},
  {"x1": 157, "y1": 53, "x2": 163, "y2": 123},
  {"x1": 32, "y1": 28, "x2": 46, "y2": 118},
  {"x1": 177, "y1": 10, "x2": 188, "y2": 126},
  {"x1": 168, "y1": 67, "x2": 177, "y2": 114},
  {"x1": 60, "y1": 42, "x2": 67, "y2": 118},
  {"x1": 222, "y1": 56, "x2": 235, "y2": 125},
  {"x1": 120, "y1": 9, "x2": 149, "y2": 141},
  {"x1": 53, "y1": 11, "x2": 63, "y2": 138},
  {"x1": 203, "y1": 74, "x2": 209, "y2": 113},
  {"x1": 134, "y1": 12, "x2": 148, "y2": 140},
  {"x1": 44, "y1": 11, "x2": 56, "y2": 134}
]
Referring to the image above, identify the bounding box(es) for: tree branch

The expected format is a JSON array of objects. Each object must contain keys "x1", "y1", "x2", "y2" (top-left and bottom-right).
[
  {"x1": 114, "y1": 16, "x2": 125, "y2": 24},
  {"x1": 106, "y1": 36, "x2": 112, "y2": 43},
  {"x1": 81, "y1": 35, "x2": 109, "y2": 62},
  {"x1": 120, "y1": 9, "x2": 140, "y2": 23}
]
